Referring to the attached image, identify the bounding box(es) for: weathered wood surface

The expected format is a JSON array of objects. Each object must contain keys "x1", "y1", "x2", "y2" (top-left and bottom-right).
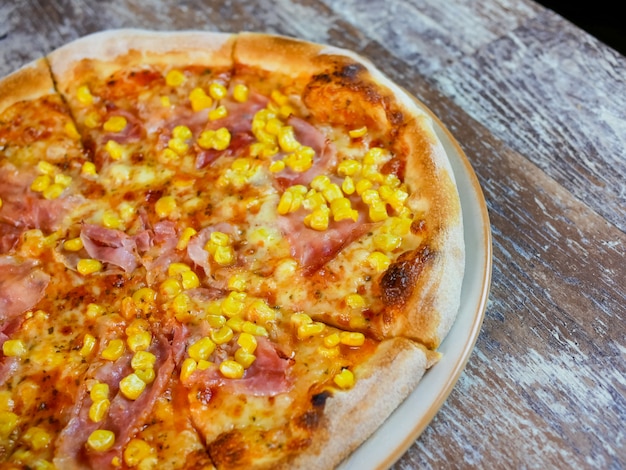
[{"x1": 1, "y1": 0, "x2": 624, "y2": 468}]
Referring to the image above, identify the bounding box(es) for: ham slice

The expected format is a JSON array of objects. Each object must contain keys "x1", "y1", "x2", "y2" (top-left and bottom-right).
[
  {"x1": 0, "y1": 256, "x2": 49, "y2": 332},
  {"x1": 80, "y1": 224, "x2": 140, "y2": 273}
]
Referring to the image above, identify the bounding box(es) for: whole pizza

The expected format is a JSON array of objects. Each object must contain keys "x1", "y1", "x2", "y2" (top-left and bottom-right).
[{"x1": 0, "y1": 30, "x2": 464, "y2": 469}]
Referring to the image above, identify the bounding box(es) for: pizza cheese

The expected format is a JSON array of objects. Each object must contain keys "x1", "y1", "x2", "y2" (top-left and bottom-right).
[{"x1": 0, "y1": 31, "x2": 464, "y2": 469}]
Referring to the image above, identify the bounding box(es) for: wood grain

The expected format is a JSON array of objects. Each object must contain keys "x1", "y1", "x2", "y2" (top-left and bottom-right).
[{"x1": 0, "y1": 0, "x2": 624, "y2": 468}]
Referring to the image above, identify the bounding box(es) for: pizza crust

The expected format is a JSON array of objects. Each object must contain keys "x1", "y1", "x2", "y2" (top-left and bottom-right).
[{"x1": 0, "y1": 58, "x2": 55, "y2": 115}]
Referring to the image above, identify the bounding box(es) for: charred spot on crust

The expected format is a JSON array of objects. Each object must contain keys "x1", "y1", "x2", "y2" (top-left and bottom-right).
[
  {"x1": 380, "y1": 246, "x2": 433, "y2": 306},
  {"x1": 208, "y1": 430, "x2": 248, "y2": 467},
  {"x1": 311, "y1": 390, "x2": 331, "y2": 407},
  {"x1": 333, "y1": 63, "x2": 366, "y2": 81}
]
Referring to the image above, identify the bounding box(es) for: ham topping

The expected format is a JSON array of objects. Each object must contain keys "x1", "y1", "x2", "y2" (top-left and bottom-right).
[{"x1": 80, "y1": 224, "x2": 140, "y2": 273}]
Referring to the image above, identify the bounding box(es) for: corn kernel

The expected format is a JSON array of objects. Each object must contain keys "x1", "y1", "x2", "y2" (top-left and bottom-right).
[
  {"x1": 168, "y1": 137, "x2": 189, "y2": 156},
  {"x1": 221, "y1": 291, "x2": 246, "y2": 317},
  {"x1": 180, "y1": 270, "x2": 200, "y2": 290},
  {"x1": 366, "y1": 251, "x2": 391, "y2": 271},
  {"x1": 105, "y1": 140, "x2": 124, "y2": 160},
  {"x1": 264, "y1": 117, "x2": 283, "y2": 136},
  {"x1": 208, "y1": 105, "x2": 227, "y2": 121},
  {"x1": 64, "y1": 237, "x2": 84, "y2": 252},
  {"x1": 373, "y1": 233, "x2": 402, "y2": 252},
  {"x1": 168, "y1": 262, "x2": 191, "y2": 276},
  {"x1": 131, "y1": 351, "x2": 156, "y2": 370},
  {"x1": 42, "y1": 182, "x2": 65, "y2": 200},
  {"x1": 79, "y1": 333, "x2": 97, "y2": 357},
  {"x1": 77, "y1": 258, "x2": 103, "y2": 275},
  {"x1": 87, "y1": 429, "x2": 115, "y2": 452},
  {"x1": 127, "y1": 331, "x2": 152, "y2": 353},
  {"x1": 197, "y1": 359, "x2": 212, "y2": 371},
  {"x1": 134, "y1": 368, "x2": 155, "y2": 385},
  {"x1": 165, "y1": 69, "x2": 186, "y2": 87},
  {"x1": 90, "y1": 383, "x2": 110, "y2": 402},
  {"x1": 205, "y1": 314, "x2": 226, "y2": 328},
  {"x1": 211, "y1": 326, "x2": 234, "y2": 345},
  {"x1": 323, "y1": 332, "x2": 341, "y2": 348},
  {"x1": 81, "y1": 161, "x2": 97, "y2": 176},
  {"x1": 103, "y1": 116, "x2": 127, "y2": 133},
  {"x1": 269, "y1": 160, "x2": 285, "y2": 172},
  {"x1": 304, "y1": 207, "x2": 329, "y2": 231},
  {"x1": 348, "y1": 126, "x2": 367, "y2": 138},
  {"x1": 234, "y1": 348, "x2": 256, "y2": 368},
  {"x1": 333, "y1": 368, "x2": 355, "y2": 389},
  {"x1": 236, "y1": 332, "x2": 257, "y2": 354},
  {"x1": 77, "y1": 85, "x2": 94, "y2": 105},
  {"x1": 172, "y1": 125, "x2": 192, "y2": 140},
  {"x1": 209, "y1": 82, "x2": 228, "y2": 100},
  {"x1": 278, "y1": 126, "x2": 300, "y2": 152},
  {"x1": 89, "y1": 399, "x2": 110, "y2": 423},
  {"x1": 101, "y1": 338, "x2": 125, "y2": 361},
  {"x1": 86, "y1": 303, "x2": 105, "y2": 318},
  {"x1": 303, "y1": 190, "x2": 326, "y2": 211},
  {"x1": 0, "y1": 411, "x2": 19, "y2": 438},
  {"x1": 65, "y1": 121, "x2": 81, "y2": 139},
  {"x1": 233, "y1": 83, "x2": 249, "y2": 102},
  {"x1": 247, "y1": 299, "x2": 276, "y2": 323},
  {"x1": 355, "y1": 179, "x2": 373, "y2": 195},
  {"x1": 318, "y1": 346, "x2": 340, "y2": 358},
  {"x1": 180, "y1": 357, "x2": 197, "y2": 382},
  {"x1": 242, "y1": 321, "x2": 268, "y2": 337},
  {"x1": 160, "y1": 96, "x2": 171, "y2": 107},
  {"x1": 0, "y1": 391, "x2": 14, "y2": 411},
  {"x1": 340, "y1": 331, "x2": 366, "y2": 346},
  {"x1": 3, "y1": 339, "x2": 26, "y2": 357},
  {"x1": 119, "y1": 373, "x2": 146, "y2": 400},
  {"x1": 291, "y1": 312, "x2": 312, "y2": 327},
  {"x1": 345, "y1": 294, "x2": 366, "y2": 309},
  {"x1": 132, "y1": 287, "x2": 157, "y2": 313},
  {"x1": 213, "y1": 245, "x2": 235, "y2": 266},
  {"x1": 188, "y1": 337, "x2": 216, "y2": 362},
  {"x1": 226, "y1": 315, "x2": 245, "y2": 332},
  {"x1": 37, "y1": 160, "x2": 56, "y2": 175},
  {"x1": 31, "y1": 174, "x2": 51, "y2": 192},
  {"x1": 341, "y1": 176, "x2": 356, "y2": 195},
  {"x1": 102, "y1": 209, "x2": 123, "y2": 230},
  {"x1": 124, "y1": 439, "x2": 153, "y2": 467},
  {"x1": 23, "y1": 426, "x2": 52, "y2": 450},
  {"x1": 297, "y1": 321, "x2": 326, "y2": 339},
  {"x1": 283, "y1": 146, "x2": 314, "y2": 172},
  {"x1": 369, "y1": 202, "x2": 389, "y2": 222},
  {"x1": 330, "y1": 197, "x2": 358, "y2": 222},
  {"x1": 171, "y1": 293, "x2": 191, "y2": 317},
  {"x1": 219, "y1": 360, "x2": 244, "y2": 379},
  {"x1": 176, "y1": 227, "x2": 197, "y2": 251},
  {"x1": 155, "y1": 196, "x2": 177, "y2": 218},
  {"x1": 189, "y1": 87, "x2": 213, "y2": 111},
  {"x1": 84, "y1": 111, "x2": 101, "y2": 128},
  {"x1": 270, "y1": 89, "x2": 288, "y2": 106}
]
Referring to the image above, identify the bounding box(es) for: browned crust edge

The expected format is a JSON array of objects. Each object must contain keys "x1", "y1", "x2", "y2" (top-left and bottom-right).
[{"x1": 0, "y1": 58, "x2": 55, "y2": 115}]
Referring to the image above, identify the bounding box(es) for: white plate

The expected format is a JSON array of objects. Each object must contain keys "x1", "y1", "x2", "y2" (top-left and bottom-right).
[{"x1": 339, "y1": 99, "x2": 493, "y2": 470}]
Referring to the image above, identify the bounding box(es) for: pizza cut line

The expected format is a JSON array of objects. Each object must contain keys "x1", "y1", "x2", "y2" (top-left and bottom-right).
[{"x1": 0, "y1": 30, "x2": 465, "y2": 470}]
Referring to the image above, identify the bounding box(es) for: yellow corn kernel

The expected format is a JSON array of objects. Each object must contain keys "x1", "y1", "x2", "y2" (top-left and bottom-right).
[
  {"x1": 102, "y1": 209, "x2": 123, "y2": 230},
  {"x1": 366, "y1": 251, "x2": 391, "y2": 272},
  {"x1": 373, "y1": 232, "x2": 402, "y2": 252},
  {"x1": 221, "y1": 291, "x2": 246, "y2": 317},
  {"x1": 31, "y1": 174, "x2": 51, "y2": 192},
  {"x1": 90, "y1": 383, "x2": 110, "y2": 402},
  {"x1": 211, "y1": 326, "x2": 234, "y2": 345},
  {"x1": 55, "y1": 173, "x2": 72, "y2": 188},
  {"x1": 369, "y1": 202, "x2": 389, "y2": 222},
  {"x1": 89, "y1": 399, "x2": 110, "y2": 423},
  {"x1": 101, "y1": 338, "x2": 125, "y2": 361},
  {"x1": 23, "y1": 426, "x2": 52, "y2": 450},
  {"x1": 77, "y1": 258, "x2": 103, "y2": 275},
  {"x1": 361, "y1": 189, "x2": 380, "y2": 205},
  {"x1": 341, "y1": 176, "x2": 356, "y2": 195},
  {"x1": 42, "y1": 182, "x2": 65, "y2": 200},
  {"x1": 171, "y1": 293, "x2": 191, "y2": 317},
  {"x1": 180, "y1": 270, "x2": 200, "y2": 290},
  {"x1": 79, "y1": 334, "x2": 97, "y2": 357},
  {"x1": 0, "y1": 411, "x2": 19, "y2": 438},
  {"x1": 119, "y1": 373, "x2": 146, "y2": 400},
  {"x1": 127, "y1": 331, "x2": 152, "y2": 353},
  {"x1": 226, "y1": 273, "x2": 246, "y2": 292},
  {"x1": 2, "y1": 339, "x2": 26, "y2": 357},
  {"x1": 176, "y1": 227, "x2": 197, "y2": 251},
  {"x1": 37, "y1": 160, "x2": 56, "y2": 175},
  {"x1": 160, "y1": 96, "x2": 171, "y2": 107},
  {"x1": 77, "y1": 85, "x2": 94, "y2": 105},
  {"x1": 209, "y1": 82, "x2": 228, "y2": 100},
  {"x1": 362, "y1": 164, "x2": 384, "y2": 183},
  {"x1": 189, "y1": 87, "x2": 213, "y2": 112},
  {"x1": 131, "y1": 351, "x2": 156, "y2": 370},
  {"x1": 236, "y1": 332, "x2": 257, "y2": 354},
  {"x1": 134, "y1": 368, "x2": 155, "y2": 385},
  {"x1": 277, "y1": 190, "x2": 300, "y2": 215},
  {"x1": 318, "y1": 346, "x2": 340, "y2": 358},
  {"x1": 310, "y1": 175, "x2": 331, "y2": 191},
  {"x1": 208, "y1": 104, "x2": 228, "y2": 121},
  {"x1": 291, "y1": 312, "x2": 312, "y2": 327},
  {"x1": 265, "y1": 117, "x2": 283, "y2": 136},
  {"x1": 180, "y1": 357, "x2": 197, "y2": 382},
  {"x1": 340, "y1": 331, "x2": 366, "y2": 346},
  {"x1": 297, "y1": 321, "x2": 326, "y2": 339},
  {"x1": 84, "y1": 111, "x2": 101, "y2": 128},
  {"x1": 226, "y1": 316, "x2": 245, "y2": 332},
  {"x1": 64, "y1": 237, "x2": 84, "y2": 252},
  {"x1": 337, "y1": 159, "x2": 362, "y2": 177},
  {"x1": 126, "y1": 318, "x2": 150, "y2": 336},
  {"x1": 168, "y1": 262, "x2": 191, "y2": 276},
  {"x1": 159, "y1": 278, "x2": 182, "y2": 299},
  {"x1": 165, "y1": 69, "x2": 186, "y2": 87},
  {"x1": 269, "y1": 160, "x2": 285, "y2": 172},
  {"x1": 233, "y1": 83, "x2": 249, "y2": 102},
  {"x1": 242, "y1": 321, "x2": 268, "y2": 337},
  {"x1": 387, "y1": 216, "x2": 412, "y2": 237},
  {"x1": 330, "y1": 197, "x2": 358, "y2": 222},
  {"x1": 65, "y1": 121, "x2": 81, "y2": 139},
  {"x1": 213, "y1": 245, "x2": 235, "y2": 266},
  {"x1": 348, "y1": 126, "x2": 367, "y2": 138},
  {"x1": 285, "y1": 146, "x2": 315, "y2": 173},
  {"x1": 168, "y1": 137, "x2": 189, "y2": 156},
  {"x1": 105, "y1": 140, "x2": 124, "y2": 160},
  {"x1": 160, "y1": 148, "x2": 179, "y2": 163},
  {"x1": 86, "y1": 303, "x2": 105, "y2": 318},
  {"x1": 172, "y1": 125, "x2": 192, "y2": 141},
  {"x1": 345, "y1": 294, "x2": 366, "y2": 309},
  {"x1": 355, "y1": 179, "x2": 373, "y2": 196},
  {"x1": 205, "y1": 314, "x2": 226, "y2": 329},
  {"x1": 197, "y1": 127, "x2": 231, "y2": 151},
  {"x1": 0, "y1": 391, "x2": 14, "y2": 411},
  {"x1": 304, "y1": 207, "x2": 330, "y2": 231},
  {"x1": 277, "y1": 126, "x2": 301, "y2": 152},
  {"x1": 364, "y1": 147, "x2": 388, "y2": 165},
  {"x1": 124, "y1": 439, "x2": 153, "y2": 467},
  {"x1": 234, "y1": 348, "x2": 256, "y2": 368},
  {"x1": 188, "y1": 337, "x2": 216, "y2": 362},
  {"x1": 87, "y1": 429, "x2": 115, "y2": 452},
  {"x1": 81, "y1": 161, "x2": 97, "y2": 176},
  {"x1": 349, "y1": 315, "x2": 369, "y2": 330},
  {"x1": 323, "y1": 332, "x2": 341, "y2": 348},
  {"x1": 132, "y1": 288, "x2": 157, "y2": 314},
  {"x1": 302, "y1": 190, "x2": 326, "y2": 211},
  {"x1": 103, "y1": 116, "x2": 127, "y2": 133},
  {"x1": 247, "y1": 299, "x2": 276, "y2": 324},
  {"x1": 155, "y1": 195, "x2": 177, "y2": 218},
  {"x1": 270, "y1": 89, "x2": 288, "y2": 106},
  {"x1": 333, "y1": 368, "x2": 355, "y2": 389},
  {"x1": 219, "y1": 360, "x2": 244, "y2": 379}
]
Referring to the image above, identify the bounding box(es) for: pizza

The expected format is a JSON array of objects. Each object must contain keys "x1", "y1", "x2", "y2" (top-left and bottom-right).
[{"x1": 0, "y1": 30, "x2": 464, "y2": 469}]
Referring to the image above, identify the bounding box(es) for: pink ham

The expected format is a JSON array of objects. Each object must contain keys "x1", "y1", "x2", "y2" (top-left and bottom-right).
[
  {"x1": 80, "y1": 224, "x2": 140, "y2": 273},
  {"x1": 0, "y1": 256, "x2": 49, "y2": 332}
]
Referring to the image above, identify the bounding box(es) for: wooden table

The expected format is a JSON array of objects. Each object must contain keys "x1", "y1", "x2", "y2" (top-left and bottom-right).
[{"x1": 1, "y1": 0, "x2": 624, "y2": 468}]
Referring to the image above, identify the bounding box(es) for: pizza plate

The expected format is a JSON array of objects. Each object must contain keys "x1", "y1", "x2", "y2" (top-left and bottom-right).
[{"x1": 338, "y1": 99, "x2": 492, "y2": 469}]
